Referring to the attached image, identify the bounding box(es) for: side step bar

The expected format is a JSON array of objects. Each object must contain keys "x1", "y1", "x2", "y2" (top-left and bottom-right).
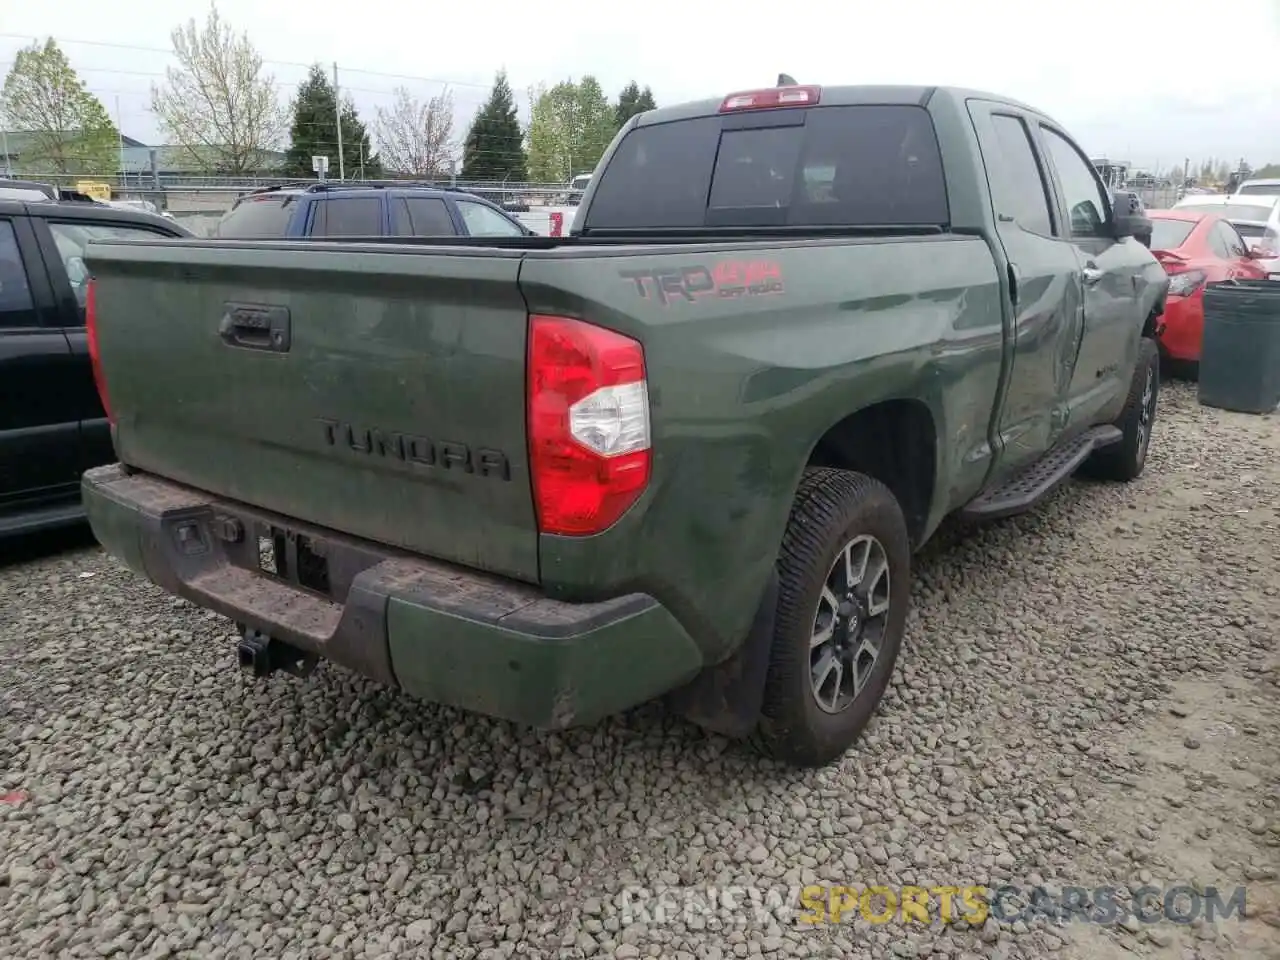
[{"x1": 960, "y1": 424, "x2": 1123, "y2": 522}]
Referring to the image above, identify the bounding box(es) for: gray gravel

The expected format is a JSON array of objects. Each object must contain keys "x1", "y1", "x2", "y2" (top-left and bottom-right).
[{"x1": 2, "y1": 380, "x2": 1279, "y2": 960}]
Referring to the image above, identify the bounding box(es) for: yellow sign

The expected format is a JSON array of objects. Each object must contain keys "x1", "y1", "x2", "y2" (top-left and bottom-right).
[{"x1": 75, "y1": 180, "x2": 112, "y2": 202}]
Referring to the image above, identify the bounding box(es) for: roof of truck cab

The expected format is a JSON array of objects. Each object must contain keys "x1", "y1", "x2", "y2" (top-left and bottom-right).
[{"x1": 633, "y1": 84, "x2": 1057, "y2": 127}]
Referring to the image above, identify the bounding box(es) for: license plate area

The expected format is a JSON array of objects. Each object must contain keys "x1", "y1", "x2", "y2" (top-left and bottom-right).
[
  {"x1": 209, "y1": 508, "x2": 395, "y2": 604},
  {"x1": 255, "y1": 524, "x2": 332, "y2": 595}
]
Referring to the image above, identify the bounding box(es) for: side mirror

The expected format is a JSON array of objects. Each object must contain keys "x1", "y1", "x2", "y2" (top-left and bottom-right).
[{"x1": 1111, "y1": 190, "x2": 1153, "y2": 247}]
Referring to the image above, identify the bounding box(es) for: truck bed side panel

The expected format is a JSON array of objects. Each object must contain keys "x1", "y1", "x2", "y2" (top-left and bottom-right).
[
  {"x1": 85, "y1": 240, "x2": 539, "y2": 582},
  {"x1": 519, "y1": 235, "x2": 1004, "y2": 659}
]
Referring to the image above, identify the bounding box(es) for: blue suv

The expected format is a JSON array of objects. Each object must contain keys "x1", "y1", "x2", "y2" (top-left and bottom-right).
[{"x1": 213, "y1": 182, "x2": 535, "y2": 240}]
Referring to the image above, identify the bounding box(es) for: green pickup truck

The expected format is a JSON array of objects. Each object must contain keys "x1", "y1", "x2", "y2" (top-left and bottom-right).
[{"x1": 81, "y1": 84, "x2": 1168, "y2": 767}]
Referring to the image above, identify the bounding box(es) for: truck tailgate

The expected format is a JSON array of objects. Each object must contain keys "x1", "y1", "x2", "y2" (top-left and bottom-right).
[{"x1": 85, "y1": 240, "x2": 539, "y2": 582}]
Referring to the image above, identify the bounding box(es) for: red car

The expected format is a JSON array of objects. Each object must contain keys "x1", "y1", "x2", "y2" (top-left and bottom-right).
[{"x1": 1147, "y1": 209, "x2": 1268, "y2": 373}]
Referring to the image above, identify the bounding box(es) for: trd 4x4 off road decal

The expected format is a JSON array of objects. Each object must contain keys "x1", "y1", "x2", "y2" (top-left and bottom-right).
[{"x1": 619, "y1": 260, "x2": 785, "y2": 306}]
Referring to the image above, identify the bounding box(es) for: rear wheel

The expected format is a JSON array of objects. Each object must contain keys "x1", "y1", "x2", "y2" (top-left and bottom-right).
[{"x1": 752, "y1": 468, "x2": 911, "y2": 767}]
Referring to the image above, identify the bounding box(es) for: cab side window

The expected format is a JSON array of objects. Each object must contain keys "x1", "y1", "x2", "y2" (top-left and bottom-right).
[
  {"x1": 1041, "y1": 127, "x2": 1112, "y2": 239},
  {"x1": 0, "y1": 220, "x2": 37, "y2": 328}
]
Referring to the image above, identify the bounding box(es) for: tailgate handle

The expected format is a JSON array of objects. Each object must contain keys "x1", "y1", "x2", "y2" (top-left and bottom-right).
[{"x1": 219, "y1": 302, "x2": 291, "y2": 352}]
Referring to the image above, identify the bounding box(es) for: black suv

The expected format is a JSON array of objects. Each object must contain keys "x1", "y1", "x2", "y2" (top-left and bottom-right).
[{"x1": 0, "y1": 195, "x2": 192, "y2": 536}]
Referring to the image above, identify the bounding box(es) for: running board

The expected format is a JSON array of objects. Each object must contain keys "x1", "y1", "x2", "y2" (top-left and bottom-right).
[{"x1": 959, "y1": 425, "x2": 1123, "y2": 522}]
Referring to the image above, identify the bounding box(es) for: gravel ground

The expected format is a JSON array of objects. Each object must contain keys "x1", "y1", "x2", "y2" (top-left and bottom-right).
[{"x1": 1, "y1": 380, "x2": 1278, "y2": 960}]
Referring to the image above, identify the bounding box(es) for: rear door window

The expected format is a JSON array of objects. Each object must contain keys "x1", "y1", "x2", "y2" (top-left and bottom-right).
[
  {"x1": 1206, "y1": 224, "x2": 1232, "y2": 258},
  {"x1": 585, "y1": 104, "x2": 949, "y2": 230},
  {"x1": 0, "y1": 219, "x2": 36, "y2": 327},
  {"x1": 1215, "y1": 221, "x2": 1249, "y2": 258},
  {"x1": 215, "y1": 195, "x2": 298, "y2": 238},
  {"x1": 985, "y1": 114, "x2": 1056, "y2": 236},
  {"x1": 390, "y1": 197, "x2": 457, "y2": 236},
  {"x1": 311, "y1": 197, "x2": 383, "y2": 237}
]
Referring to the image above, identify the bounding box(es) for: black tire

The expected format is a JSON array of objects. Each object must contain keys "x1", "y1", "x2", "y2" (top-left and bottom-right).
[
  {"x1": 1083, "y1": 336, "x2": 1160, "y2": 482},
  {"x1": 751, "y1": 468, "x2": 911, "y2": 767}
]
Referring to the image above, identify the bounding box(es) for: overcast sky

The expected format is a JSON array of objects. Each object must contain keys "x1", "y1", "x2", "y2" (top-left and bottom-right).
[{"x1": 3, "y1": 0, "x2": 1279, "y2": 173}]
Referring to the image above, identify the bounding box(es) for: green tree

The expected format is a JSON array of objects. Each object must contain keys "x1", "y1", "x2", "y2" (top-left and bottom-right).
[
  {"x1": 0, "y1": 38, "x2": 118, "y2": 175},
  {"x1": 1253, "y1": 163, "x2": 1280, "y2": 178},
  {"x1": 284, "y1": 64, "x2": 379, "y2": 179},
  {"x1": 151, "y1": 2, "x2": 284, "y2": 174},
  {"x1": 614, "y1": 81, "x2": 657, "y2": 130},
  {"x1": 526, "y1": 76, "x2": 615, "y2": 182},
  {"x1": 461, "y1": 70, "x2": 526, "y2": 182}
]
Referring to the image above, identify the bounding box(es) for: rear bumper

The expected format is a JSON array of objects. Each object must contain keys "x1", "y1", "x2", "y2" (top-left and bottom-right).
[
  {"x1": 82, "y1": 464, "x2": 703, "y2": 728},
  {"x1": 1158, "y1": 294, "x2": 1204, "y2": 362}
]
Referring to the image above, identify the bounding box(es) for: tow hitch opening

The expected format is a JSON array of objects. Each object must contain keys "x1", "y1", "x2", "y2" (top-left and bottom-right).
[{"x1": 236, "y1": 625, "x2": 319, "y2": 678}]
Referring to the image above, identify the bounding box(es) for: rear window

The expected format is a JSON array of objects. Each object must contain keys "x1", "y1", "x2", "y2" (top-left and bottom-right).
[
  {"x1": 1149, "y1": 218, "x2": 1196, "y2": 251},
  {"x1": 1219, "y1": 202, "x2": 1275, "y2": 222},
  {"x1": 216, "y1": 195, "x2": 298, "y2": 238},
  {"x1": 390, "y1": 196, "x2": 456, "y2": 236},
  {"x1": 1234, "y1": 222, "x2": 1266, "y2": 238},
  {"x1": 584, "y1": 104, "x2": 949, "y2": 231},
  {"x1": 1236, "y1": 184, "x2": 1280, "y2": 196}
]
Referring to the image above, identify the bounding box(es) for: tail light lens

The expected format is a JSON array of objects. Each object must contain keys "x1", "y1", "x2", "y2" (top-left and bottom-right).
[
  {"x1": 549, "y1": 212, "x2": 564, "y2": 237},
  {"x1": 1166, "y1": 268, "x2": 1206, "y2": 297},
  {"x1": 527, "y1": 315, "x2": 650, "y2": 536},
  {"x1": 85, "y1": 278, "x2": 113, "y2": 424}
]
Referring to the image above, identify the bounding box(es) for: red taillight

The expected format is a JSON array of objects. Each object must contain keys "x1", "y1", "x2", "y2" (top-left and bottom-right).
[
  {"x1": 85, "y1": 278, "x2": 113, "y2": 425},
  {"x1": 1165, "y1": 266, "x2": 1207, "y2": 298},
  {"x1": 527, "y1": 315, "x2": 651, "y2": 537},
  {"x1": 549, "y1": 212, "x2": 564, "y2": 237},
  {"x1": 719, "y1": 84, "x2": 821, "y2": 112}
]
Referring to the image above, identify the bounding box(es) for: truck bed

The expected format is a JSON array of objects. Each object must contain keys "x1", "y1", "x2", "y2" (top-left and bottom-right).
[{"x1": 84, "y1": 232, "x2": 1002, "y2": 603}]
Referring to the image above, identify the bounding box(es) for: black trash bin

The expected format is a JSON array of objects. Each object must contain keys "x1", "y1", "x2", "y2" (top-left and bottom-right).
[{"x1": 1198, "y1": 279, "x2": 1280, "y2": 414}]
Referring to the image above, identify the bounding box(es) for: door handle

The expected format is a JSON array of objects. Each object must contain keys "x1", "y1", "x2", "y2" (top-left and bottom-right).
[
  {"x1": 1082, "y1": 265, "x2": 1104, "y2": 285},
  {"x1": 218, "y1": 302, "x2": 291, "y2": 352}
]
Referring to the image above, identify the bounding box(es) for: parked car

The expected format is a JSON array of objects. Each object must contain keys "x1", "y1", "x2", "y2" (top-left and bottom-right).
[
  {"x1": 1173, "y1": 194, "x2": 1280, "y2": 249},
  {"x1": 1145, "y1": 209, "x2": 1269, "y2": 374},
  {"x1": 0, "y1": 178, "x2": 58, "y2": 202},
  {"x1": 212, "y1": 181, "x2": 536, "y2": 240},
  {"x1": 1233, "y1": 178, "x2": 1280, "y2": 197},
  {"x1": 81, "y1": 82, "x2": 1167, "y2": 767},
  {"x1": 510, "y1": 174, "x2": 595, "y2": 237},
  {"x1": 105, "y1": 198, "x2": 177, "y2": 221},
  {"x1": 0, "y1": 197, "x2": 191, "y2": 537}
]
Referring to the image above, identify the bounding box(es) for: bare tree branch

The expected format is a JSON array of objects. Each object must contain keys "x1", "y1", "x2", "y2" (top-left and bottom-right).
[
  {"x1": 149, "y1": 2, "x2": 284, "y2": 174},
  {"x1": 375, "y1": 86, "x2": 456, "y2": 177}
]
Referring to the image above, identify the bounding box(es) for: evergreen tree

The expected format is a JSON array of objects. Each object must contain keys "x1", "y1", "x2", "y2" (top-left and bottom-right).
[
  {"x1": 461, "y1": 71, "x2": 527, "y2": 182},
  {"x1": 614, "y1": 81, "x2": 657, "y2": 130},
  {"x1": 284, "y1": 63, "x2": 379, "y2": 178}
]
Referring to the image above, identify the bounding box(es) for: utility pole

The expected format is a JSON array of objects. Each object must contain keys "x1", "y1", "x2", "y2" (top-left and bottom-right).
[{"x1": 333, "y1": 61, "x2": 345, "y2": 181}]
